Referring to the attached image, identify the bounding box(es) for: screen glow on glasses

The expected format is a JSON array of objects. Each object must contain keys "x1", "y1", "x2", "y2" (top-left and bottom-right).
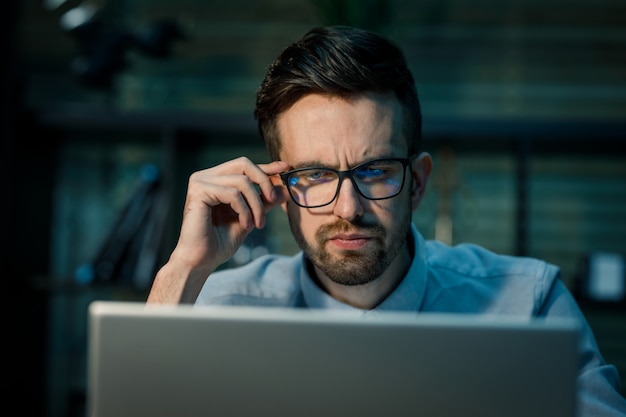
[{"x1": 279, "y1": 158, "x2": 410, "y2": 208}]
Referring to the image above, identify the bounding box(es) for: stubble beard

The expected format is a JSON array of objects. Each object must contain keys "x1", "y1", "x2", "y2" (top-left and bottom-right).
[{"x1": 288, "y1": 210, "x2": 412, "y2": 286}]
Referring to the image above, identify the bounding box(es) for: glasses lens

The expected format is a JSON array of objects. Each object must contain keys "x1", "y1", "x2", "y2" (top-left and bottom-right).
[
  {"x1": 285, "y1": 159, "x2": 407, "y2": 208},
  {"x1": 286, "y1": 168, "x2": 338, "y2": 207},
  {"x1": 353, "y1": 159, "x2": 405, "y2": 199}
]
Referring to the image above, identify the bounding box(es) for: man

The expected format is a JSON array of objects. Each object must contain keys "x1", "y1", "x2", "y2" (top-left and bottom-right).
[{"x1": 147, "y1": 26, "x2": 626, "y2": 415}]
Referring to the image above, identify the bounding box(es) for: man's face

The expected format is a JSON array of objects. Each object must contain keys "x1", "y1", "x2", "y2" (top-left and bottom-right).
[{"x1": 276, "y1": 92, "x2": 430, "y2": 287}]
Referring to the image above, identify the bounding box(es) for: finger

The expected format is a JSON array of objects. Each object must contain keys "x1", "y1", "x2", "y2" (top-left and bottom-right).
[
  {"x1": 262, "y1": 182, "x2": 289, "y2": 212},
  {"x1": 192, "y1": 159, "x2": 289, "y2": 229},
  {"x1": 210, "y1": 173, "x2": 274, "y2": 230},
  {"x1": 216, "y1": 186, "x2": 256, "y2": 231},
  {"x1": 259, "y1": 160, "x2": 290, "y2": 175},
  {"x1": 187, "y1": 178, "x2": 255, "y2": 231},
  {"x1": 231, "y1": 160, "x2": 288, "y2": 227},
  {"x1": 255, "y1": 160, "x2": 289, "y2": 204}
]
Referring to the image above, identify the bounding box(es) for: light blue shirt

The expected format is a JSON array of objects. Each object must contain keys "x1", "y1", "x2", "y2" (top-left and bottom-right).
[{"x1": 196, "y1": 224, "x2": 626, "y2": 416}]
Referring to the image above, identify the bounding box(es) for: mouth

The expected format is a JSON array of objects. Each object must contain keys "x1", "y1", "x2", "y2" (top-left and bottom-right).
[{"x1": 327, "y1": 233, "x2": 374, "y2": 251}]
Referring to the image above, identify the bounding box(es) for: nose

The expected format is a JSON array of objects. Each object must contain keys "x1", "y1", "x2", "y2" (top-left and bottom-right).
[{"x1": 332, "y1": 177, "x2": 364, "y2": 220}]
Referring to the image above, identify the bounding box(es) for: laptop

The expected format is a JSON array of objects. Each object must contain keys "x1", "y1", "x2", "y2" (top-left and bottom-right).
[{"x1": 86, "y1": 301, "x2": 580, "y2": 417}]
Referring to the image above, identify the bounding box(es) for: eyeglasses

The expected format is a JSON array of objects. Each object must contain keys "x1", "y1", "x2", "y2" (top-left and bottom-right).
[{"x1": 279, "y1": 158, "x2": 411, "y2": 208}]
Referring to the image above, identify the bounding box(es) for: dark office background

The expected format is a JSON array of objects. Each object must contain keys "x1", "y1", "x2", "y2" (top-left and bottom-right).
[{"x1": 4, "y1": 0, "x2": 625, "y2": 416}]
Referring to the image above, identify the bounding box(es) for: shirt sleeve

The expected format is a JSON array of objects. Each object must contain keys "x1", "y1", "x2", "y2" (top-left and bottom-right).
[{"x1": 537, "y1": 273, "x2": 626, "y2": 416}]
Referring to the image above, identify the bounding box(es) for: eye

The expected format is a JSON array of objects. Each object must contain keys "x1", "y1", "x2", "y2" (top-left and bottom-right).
[
  {"x1": 301, "y1": 169, "x2": 335, "y2": 184},
  {"x1": 355, "y1": 162, "x2": 395, "y2": 181}
]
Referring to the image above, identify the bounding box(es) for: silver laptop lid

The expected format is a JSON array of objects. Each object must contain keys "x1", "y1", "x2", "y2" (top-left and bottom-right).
[{"x1": 87, "y1": 301, "x2": 579, "y2": 417}]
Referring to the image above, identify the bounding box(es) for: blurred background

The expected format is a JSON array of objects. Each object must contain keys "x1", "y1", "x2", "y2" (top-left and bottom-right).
[{"x1": 3, "y1": 0, "x2": 625, "y2": 416}]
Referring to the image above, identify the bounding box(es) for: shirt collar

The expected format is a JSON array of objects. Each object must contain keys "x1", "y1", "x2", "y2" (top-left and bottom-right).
[{"x1": 299, "y1": 224, "x2": 427, "y2": 314}]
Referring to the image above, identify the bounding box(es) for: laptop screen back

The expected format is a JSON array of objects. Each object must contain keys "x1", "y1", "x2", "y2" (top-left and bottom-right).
[{"x1": 87, "y1": 301, "x2": 579, "y2": 417}]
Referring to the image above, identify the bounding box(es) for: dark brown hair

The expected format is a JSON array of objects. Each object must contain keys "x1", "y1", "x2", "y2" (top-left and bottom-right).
[{"x1": 254, "y1": 25, "x2": 422, "y2": 160}]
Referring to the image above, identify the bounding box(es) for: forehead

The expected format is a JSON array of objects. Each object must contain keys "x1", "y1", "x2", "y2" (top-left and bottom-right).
[{"x1": 276, "y1": 92, "x2": 406, "y2": 167}]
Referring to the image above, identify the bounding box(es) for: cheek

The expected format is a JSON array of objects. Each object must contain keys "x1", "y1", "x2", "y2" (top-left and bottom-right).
[
  {"x1": 286, "y1": 204, "x2": 321, "y2": 237},
  {"x1": 373, "y1": 194, "x2": 414, "y2": 231},
  {"x1": 285, "y1": 202, "x2": 306, "y2": 231},
  {"x1": 374, "y1": 191, "x2": 412, "y2": 216}
]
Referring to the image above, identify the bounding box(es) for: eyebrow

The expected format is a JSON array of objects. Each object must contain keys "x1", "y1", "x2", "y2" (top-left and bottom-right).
[
  {"x1": 289, "y1": 160, "x2": 330, "y2": 170},
  {"x1": 289, "y1": 154, "x2": 400, "y2": 171}
]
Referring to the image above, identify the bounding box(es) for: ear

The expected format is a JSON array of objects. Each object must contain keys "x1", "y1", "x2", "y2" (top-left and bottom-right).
[{"x1": 410, "y1": 152, "x2": 432, "y2": 210}]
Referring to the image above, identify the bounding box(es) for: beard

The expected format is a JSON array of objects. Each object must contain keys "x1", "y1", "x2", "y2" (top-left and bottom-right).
[{"x1": 287, "y1": 207, "x2": 412, "y2": 287}]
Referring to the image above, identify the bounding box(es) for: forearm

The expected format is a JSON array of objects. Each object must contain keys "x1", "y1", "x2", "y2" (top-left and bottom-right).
[{"x1": 147, "y1": 260, "x2": 214, "y2": 305}]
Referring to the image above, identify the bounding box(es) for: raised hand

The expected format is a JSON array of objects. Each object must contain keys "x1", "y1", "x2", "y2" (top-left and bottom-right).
[{"x1": 147, "y1": 157, "x2": 289, "y2": 304}]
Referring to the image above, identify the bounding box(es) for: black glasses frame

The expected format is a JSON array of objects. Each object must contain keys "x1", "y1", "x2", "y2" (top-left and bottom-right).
[{"x1": 279, "y1": 157, "x2": 411, "y2": 208}]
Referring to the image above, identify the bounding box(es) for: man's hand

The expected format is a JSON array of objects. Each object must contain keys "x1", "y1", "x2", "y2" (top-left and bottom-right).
[{"x1": 147, "y1": 157, "x2": 289, "y2": 304}]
